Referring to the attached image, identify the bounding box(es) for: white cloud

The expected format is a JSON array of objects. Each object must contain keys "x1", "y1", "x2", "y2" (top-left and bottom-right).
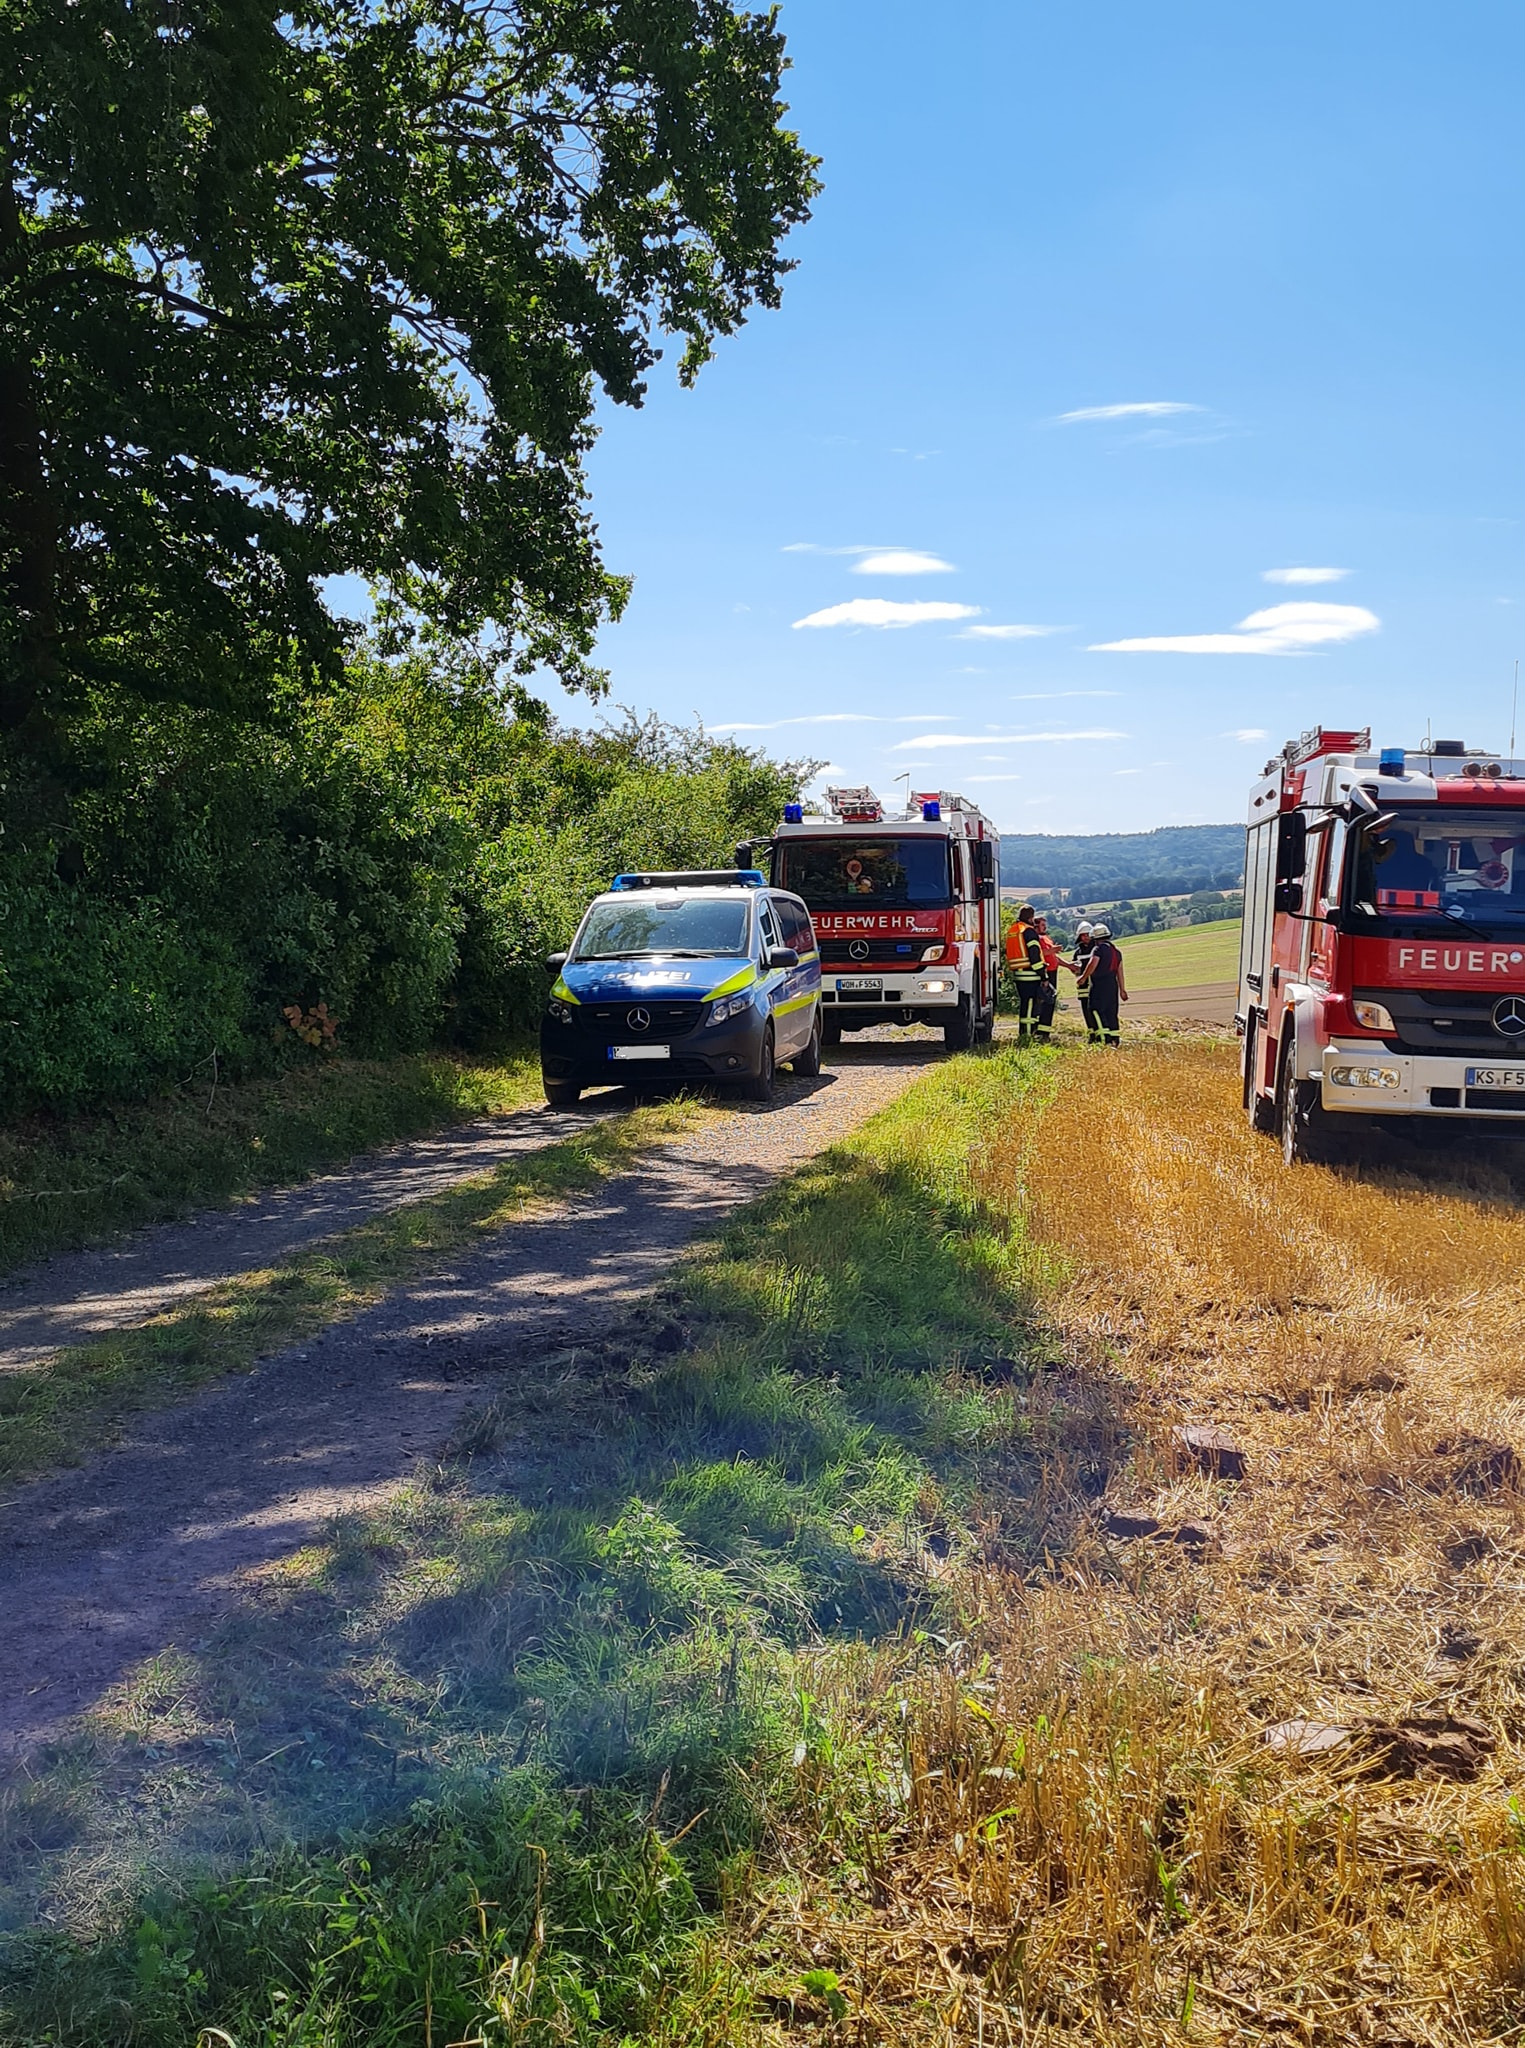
[
  {"x1": 1091, "y1": 602, "x2": 1379, "y2": 656},
  {"x1": 1221, "y1": 727, "x2": 1270, "y2": 742},
  {"x1": 1262, "y1": 566, "x2": 1349, "y2": 586},
  {"x1": 893, "y1": 729, "x2": 1127, "y2": 751},
  {"x1": 1058, "y1": 401, "x2": 1203, "y2": 424},
  {"x1": 793, "y1": 599, "x2": 980, "y2": 630},
  {"x1": 710, "y1": 712, "x2": 877, "y2": 733},
  {"x1": 852, "y1": 550, "x2": 955, "y2": 576},
  {"x1": 959, "y1": 623, "x2": 1059, "y2": 641}
]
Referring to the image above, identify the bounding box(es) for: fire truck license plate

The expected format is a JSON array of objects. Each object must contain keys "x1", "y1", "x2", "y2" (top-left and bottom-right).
[
  {"x1": 608, "y1": 1045, "x2": 671, "y2": 1061},
  {"x1": 836, "y1": 976, "x2": 882, "y2": 993},
  {"x1": 1466, "y1": 1066, "x2": 1525, "y2": 1090}
]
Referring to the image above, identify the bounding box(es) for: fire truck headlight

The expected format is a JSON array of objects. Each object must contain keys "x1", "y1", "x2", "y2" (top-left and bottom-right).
[
  {"x1": 1352, "y1": 1000, "x2": 1396, "y2": 1032},
  {"x1": 919, "y1": 943, "x2": 946, "y2": 962},
  {"x1": 1328, "y1": 1064, "x2": 1402, "y2": 1089},
  {"x1": 918, "y1": 977, "x2": 955, "y2": 994}
]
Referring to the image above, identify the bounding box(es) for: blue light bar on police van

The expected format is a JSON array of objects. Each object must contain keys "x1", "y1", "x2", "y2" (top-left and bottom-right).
[{"x1": 611, "y1": 869, "x2": 767, "y2": 891}]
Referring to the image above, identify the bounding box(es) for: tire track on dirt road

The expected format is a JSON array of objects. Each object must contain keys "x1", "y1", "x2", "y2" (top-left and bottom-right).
[{"x1": 0, "y1": 1043, "x2": 942, "y2": 1773}]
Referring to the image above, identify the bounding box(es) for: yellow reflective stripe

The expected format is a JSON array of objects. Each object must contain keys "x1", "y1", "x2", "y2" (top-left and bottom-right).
[
  {"x1": 550, "y1": 978, "x2": 580, "y2": 1004},
  {"x1": 775, "y1": 990, "x2": 817, "y2": 1019},
  {"x1": 706, "y1": 964, "x2": 758, "y2": 1001}
]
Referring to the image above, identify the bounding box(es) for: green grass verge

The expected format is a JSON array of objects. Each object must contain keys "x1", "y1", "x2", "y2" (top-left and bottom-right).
[
  {"x1": 0, "y1": 1045, "x2": 1072, "y2": 2046},
  {"x1": 0, "y1": 1098, "x2": 703, "y2": 1487},
  {"x1": 0, "y1": 1046, "x2": 545, "y2": 1279},
  {"x1": 1117, "y1": 915, "x2": 1241, "y2": 989}
]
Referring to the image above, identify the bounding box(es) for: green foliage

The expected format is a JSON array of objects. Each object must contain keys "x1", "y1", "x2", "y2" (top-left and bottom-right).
[
  {"x1": 1000, "y1": 824, "x2": 1245, "y2": 901},
  {"x1": 1, "y1": 0, "x2": 817, "y2": 743},
  {"x1": 0, "y1": 662, "x2": 805, "y2": 1114}
]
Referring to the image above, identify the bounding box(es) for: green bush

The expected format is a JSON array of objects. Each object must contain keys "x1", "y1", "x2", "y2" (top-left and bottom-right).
[{"x1": 0, "y1": 664, "x2": 806, "y2": 1117}]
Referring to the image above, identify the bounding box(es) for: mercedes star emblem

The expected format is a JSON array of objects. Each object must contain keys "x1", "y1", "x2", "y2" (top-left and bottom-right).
[
  {"x1": 848, "y1": 938, "x2": 871, "y2": 961},
  {"x1": 1493, "y1": 995, "x2": 1525, "y2": 1040},
  {"x1": 626, "y1": 1007, "x2": 652, "y2": 1032}
]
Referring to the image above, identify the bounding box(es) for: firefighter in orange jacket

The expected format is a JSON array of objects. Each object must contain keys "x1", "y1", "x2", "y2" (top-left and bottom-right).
[{"x1": 1005, "y1": 903, "x2": 1046, "y2": 1039}]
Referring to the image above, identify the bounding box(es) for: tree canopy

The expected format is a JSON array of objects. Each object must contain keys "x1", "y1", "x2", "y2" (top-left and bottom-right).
[{"x1": 0, "y1": 0, "x2": 816, "y2": 752}]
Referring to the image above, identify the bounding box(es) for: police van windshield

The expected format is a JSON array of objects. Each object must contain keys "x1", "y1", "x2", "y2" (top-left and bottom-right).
[
  {"x1": 572, "y1": 897, "x2": 751, "y2": 960},
  {"x1": 775, "y1": 838, "x2": 953, "y2": 907},
  {"x1": 1346, "y1": 808, "x2": 1525, "y2": 936}
]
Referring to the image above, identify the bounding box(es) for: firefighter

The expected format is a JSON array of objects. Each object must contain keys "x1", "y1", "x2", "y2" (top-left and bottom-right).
[
  {"x1": 1005, "y1": 902, "x2": 1045, "y2": 1038},
  {"x1": 1033, "y1": 914, "x2": 1060, "y2": 1044},
  {"x1": 1076, "y1": 921, "x2": 1128, "y2": 1046},
  {"x1": 1063, "y1": 919, "x2": 1097, "y2": 1040}
]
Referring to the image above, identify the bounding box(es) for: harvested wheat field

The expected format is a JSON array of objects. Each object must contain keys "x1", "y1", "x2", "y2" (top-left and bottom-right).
[{"x1": 760, "y1": 1039, "x2": 1525, "y2": 2046}]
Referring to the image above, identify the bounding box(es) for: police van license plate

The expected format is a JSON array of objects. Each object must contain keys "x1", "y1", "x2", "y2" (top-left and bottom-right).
[
  {"x1": 608, "y1": 1045, "x2": 670, "y2": 1061},
  {"x1": 1466, "y1": 1065, "x2": 1525, "y2": 1090},
  {"x1": 836, "y1": 977, "x2": 882, "y2": 993}
]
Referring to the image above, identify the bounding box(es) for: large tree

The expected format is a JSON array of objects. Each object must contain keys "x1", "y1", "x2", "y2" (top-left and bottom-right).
[{"x1": 0, "y1": 0, "x2": 815, "y2": 754}]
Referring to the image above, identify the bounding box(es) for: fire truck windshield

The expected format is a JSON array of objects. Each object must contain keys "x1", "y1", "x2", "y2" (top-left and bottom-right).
[
  {"x1": 1344, "y1": 808, "x2": 1525, "y2": 935},
  {"x1": 775, "y1": 838, "x2": 953, "y2": 907}
]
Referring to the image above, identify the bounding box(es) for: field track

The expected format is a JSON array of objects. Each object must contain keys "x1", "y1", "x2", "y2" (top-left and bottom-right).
[{"x1": 0, "y1": 1043, "x2": 938, "y2": 1775}]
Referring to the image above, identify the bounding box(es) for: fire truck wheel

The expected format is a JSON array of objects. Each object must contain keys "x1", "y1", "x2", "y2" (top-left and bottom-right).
[
  {"x1": 743, "y1": 1024, "x2": 776, "y2": 1102},
  {"x1": 544, "y1": 1079, "x2": 582, "y2": 1107},
  {"x1": 822, "y1": 1014, "x2": 843, "y2": 1046},
  {"x1": 943, "y1": 995, "x2": 975, "y2": 1052},
  {"x1": 1276, "y1": 1038, "x2": 1329, "y2": 1166},
  {"x1": 792, "y1": 1008, "x2": 824, "y2": 1075},
  {"x1": 974, "y1": 997, "x2": 995, "y2": 1045}
]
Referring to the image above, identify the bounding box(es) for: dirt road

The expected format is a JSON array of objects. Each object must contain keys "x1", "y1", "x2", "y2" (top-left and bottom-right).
[{"x1": 0, "y1": 1044, "x2": 941, "y2": 1774}]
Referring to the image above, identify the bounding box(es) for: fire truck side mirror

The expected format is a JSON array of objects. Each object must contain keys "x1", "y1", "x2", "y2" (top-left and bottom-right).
[
  {"x1": 976, "y1": 878, "x2": 996, "y2": 900},
  {"x1": 1273, "y1": 881, "x2": 1304, "y2": 915}
]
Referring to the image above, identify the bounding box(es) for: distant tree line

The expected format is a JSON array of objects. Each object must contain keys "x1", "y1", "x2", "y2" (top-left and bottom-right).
[{"x1": 999, "y1": 825, "x2": 1245, "y2": 901}]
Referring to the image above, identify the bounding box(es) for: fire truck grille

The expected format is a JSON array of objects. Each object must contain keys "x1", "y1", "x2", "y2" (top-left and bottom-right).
[
  {"x1": 818, "y1": 939, "x2": 926, "y2": 965},
  {"x1": 1361, "y1": 987, "x2": 1519, "y2": 1055},
  {"x1": 579, "y1": 1002, "x2": 703, "y2": 1042}
]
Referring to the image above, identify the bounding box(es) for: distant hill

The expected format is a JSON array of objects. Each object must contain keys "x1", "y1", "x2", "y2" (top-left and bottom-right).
[{"x1": 999, "y1": 824, "x2": 1244, "y2": 905}]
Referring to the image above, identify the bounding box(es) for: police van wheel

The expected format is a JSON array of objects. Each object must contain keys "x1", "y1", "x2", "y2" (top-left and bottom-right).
[
  {"x1": 544, "y1": 1079, "x2": 582, "y2": 1107},
  {"x1": 792, "y1": 1009, "x2": 824, "y2": 1076},
  {"x1": 743, "y1": 1025, "x2": 776, "y2": 1102},
  {"x1": 943, "y1": 996, "x2": 975, "y2": 1052}
]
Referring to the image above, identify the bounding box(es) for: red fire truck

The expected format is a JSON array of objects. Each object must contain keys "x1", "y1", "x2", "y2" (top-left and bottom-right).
[
  {"x1": 1240, "y1": 727, "x2": 1525, "y2": 1161},
  {"x1": 762, "y1": 785, "x2": 1001, "y2": 1049}
]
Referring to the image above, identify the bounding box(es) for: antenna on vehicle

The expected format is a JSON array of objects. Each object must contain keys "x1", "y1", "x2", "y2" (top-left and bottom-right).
[{"x1": 1512, "y1": 658, "x2": 1519, "y2": 758}]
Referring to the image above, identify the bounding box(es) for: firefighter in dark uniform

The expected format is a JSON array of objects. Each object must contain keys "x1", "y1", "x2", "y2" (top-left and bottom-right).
[
  {"x1": 1005, "y1": 902, "x2": 1046, "y2": 1039},
  {"x1": 1064, "y1": 919, "x2": 1097, "y2": 1041},
  {"x1": 1076, "y1": 921, "x2": 1127, "y2": 1046}
]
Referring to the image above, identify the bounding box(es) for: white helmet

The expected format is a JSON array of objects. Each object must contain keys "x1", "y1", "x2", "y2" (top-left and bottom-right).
[
  {"x1": 1090, "y1": 922, "x2": 1111, "y2": 939},
  {"x1": 1075, "y1": 919, "x2": 1094, "y2": 933}
]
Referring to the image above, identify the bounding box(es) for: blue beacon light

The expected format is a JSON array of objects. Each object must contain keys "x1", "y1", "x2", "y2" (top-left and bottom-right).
[
  {"x1": 921, "y1": 799, "x2": 941, "y2": 821},
  {"x1": 1378, "y1": 748, "x2": 1406, "y2": 774},
  {"x1": 783, "y1": 802, "x2": 803, "y2": 823}
]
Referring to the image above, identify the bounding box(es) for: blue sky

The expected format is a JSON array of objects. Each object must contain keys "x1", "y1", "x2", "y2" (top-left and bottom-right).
[{"x1": 559, "y1": 0, "x2": 1525, "y2": 834}]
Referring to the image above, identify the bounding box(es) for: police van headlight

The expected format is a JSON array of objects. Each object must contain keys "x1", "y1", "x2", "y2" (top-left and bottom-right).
[
  {"x1": 1328, "y1": 1064, "x2": 1401, "y2": 1089},
  {"x1": 547, "y1": 998, "x2": 575, "y2": 1025},
  {"x1": 709, "y1": 992, "x2": 753, "y2": 1025}
]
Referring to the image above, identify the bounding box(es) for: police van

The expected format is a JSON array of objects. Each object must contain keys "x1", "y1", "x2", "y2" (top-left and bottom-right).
[{"x1": 540, "y1": 869, "x2": 822, "y2": 1106}]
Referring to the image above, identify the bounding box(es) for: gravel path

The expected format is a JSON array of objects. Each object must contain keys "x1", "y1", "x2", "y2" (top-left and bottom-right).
[
  {"x1": 0, "y1": 1041, "x2": 940, "y2": 1773},
  {"x1": 0, "y1": 1099, "x2": 635, "y2": 1375}
]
